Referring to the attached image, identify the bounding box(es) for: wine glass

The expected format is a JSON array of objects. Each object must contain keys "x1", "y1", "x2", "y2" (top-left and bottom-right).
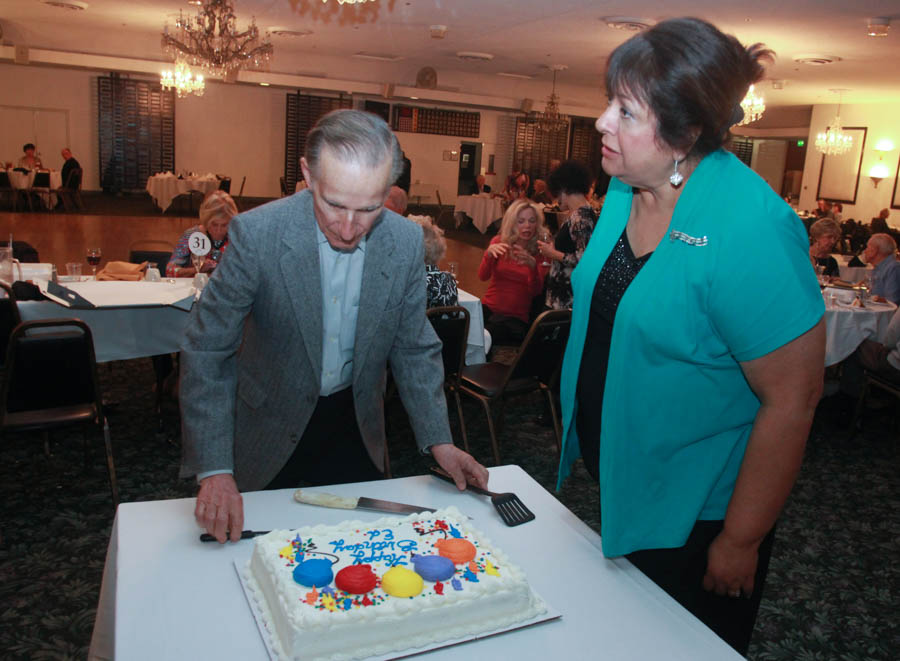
[
  {"x1": 86, "y1": 247, "x2": 102, "y2": 277},
  {"x1": 191, "y1": 252, "x2": 205, "y2": 274},
  {"x1": 539, "y1": 230, "x2": 552, "y2": 266}
]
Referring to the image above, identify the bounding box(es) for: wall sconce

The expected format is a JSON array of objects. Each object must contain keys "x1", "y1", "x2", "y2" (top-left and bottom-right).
[{"x1": 869, "y1": 138, "x2": 895, "y2": 187}]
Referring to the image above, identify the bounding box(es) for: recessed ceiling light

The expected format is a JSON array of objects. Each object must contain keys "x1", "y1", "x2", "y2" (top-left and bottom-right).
[
  {"x1": 498, "y1": 72, "x2": 534, "y2": 80},
  {"x1": 601, "y1": 16, "x2": 653, "y2": 31},
  {"x1": 268, "y1": 27, "x2": 314, "y2": 37},
  {"x1": 259, "y1": 82, "x2": 270, "y2": 86},
  {"x1": 429, "y1": 25, "x2": 448, "y2": 39},
  {"x1": 456, "y1": 51, "x2": 494, "y2": 61},
  {"x1": 793, "y1": 54, "x2": 841, "y2": 66},
  {"x1": 42, "y1": 0, "x2": 88, "y2": 9},
  {"x1": 187, "y1": 0, "x2": 203, "y2": 6},
  {"x1": 353, "y1": 52, "x2": 404, "y2": 62},
  {"x1": 867, "y1": 17, "x2": 890, "y2": 37}
]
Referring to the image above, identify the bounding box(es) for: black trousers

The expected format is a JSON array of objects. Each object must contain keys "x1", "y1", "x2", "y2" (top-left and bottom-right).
[
  {"x1": 626, "y1": 520, "x2": 776, "y2": 656},
  {"x1": 265, "y1": 387, "x2": 382, "y2": 490}
]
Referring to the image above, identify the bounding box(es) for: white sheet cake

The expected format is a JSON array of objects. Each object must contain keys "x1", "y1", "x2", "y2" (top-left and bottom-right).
[{"x1": 244, "y1": 506, "x2": 545, "y2": 660}]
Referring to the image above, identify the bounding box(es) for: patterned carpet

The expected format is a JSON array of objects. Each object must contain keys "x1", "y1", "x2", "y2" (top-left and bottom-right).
[{"x1": 0, "y1": 358, "x2": 897, "y2": 660}]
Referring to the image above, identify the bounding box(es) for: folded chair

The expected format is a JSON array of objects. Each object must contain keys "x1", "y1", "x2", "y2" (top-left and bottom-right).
[
  {"x1": 427, "y1": 305, "x2": 471, "y2": 452},
  {"x1": 1, "y1": 318, "x2": 119, "y2": 509},
  {"x1": 459, "y1": 309, "x2": 571, "y2": 464}
]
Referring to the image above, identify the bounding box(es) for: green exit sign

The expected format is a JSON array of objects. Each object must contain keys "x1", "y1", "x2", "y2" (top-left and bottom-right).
[{"x1": 797, "y1": 140, "x2": 805, "y2": 146}]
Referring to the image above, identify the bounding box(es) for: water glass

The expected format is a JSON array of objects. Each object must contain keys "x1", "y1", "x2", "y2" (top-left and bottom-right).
[
  {"x1": 447, "y1": 261, "x2": 459, "y2": 279},
  {"x1": 66, "y1": 262, "x2": 82, "y2": 278},
  {"x1": 145, "y1": 262, "x2": 161, "y2": 282}
]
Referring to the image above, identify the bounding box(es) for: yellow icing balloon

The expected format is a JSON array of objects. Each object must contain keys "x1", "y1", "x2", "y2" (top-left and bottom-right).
[
  {"x1": 279, "y1": 544, "x2": 294, "y2": 560},
  {"x1": 485, "y1": 559, "x2": 500, "y2": 576},
  {"x1": 381, "y1": 566, "x2": 424, "y2": 598}
]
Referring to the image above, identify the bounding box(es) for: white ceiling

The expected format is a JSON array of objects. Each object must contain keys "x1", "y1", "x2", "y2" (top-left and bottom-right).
[{"x1": 2, "y1": 0, "x2": 900, "y2": 111}]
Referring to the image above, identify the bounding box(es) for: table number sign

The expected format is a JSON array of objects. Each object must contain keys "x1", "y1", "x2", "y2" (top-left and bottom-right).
[{"x1": 189, "y1": 232, "x2": 211, "y2": 257}]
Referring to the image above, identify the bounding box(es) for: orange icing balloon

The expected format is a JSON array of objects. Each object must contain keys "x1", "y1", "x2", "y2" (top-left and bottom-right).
[{"x1": 435, "y1": 538, "x2": 477, "y2": 565}]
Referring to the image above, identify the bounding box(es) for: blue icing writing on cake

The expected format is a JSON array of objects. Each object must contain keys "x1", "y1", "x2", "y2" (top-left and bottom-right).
[{"x1": 244, "y1": 507, "x2": 546, "y2": 661}]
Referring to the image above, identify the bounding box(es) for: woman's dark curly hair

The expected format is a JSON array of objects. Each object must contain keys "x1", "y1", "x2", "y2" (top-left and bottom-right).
[
  {"x1": 547, "y1": 160, "x2": 593, "y2": 198},
  {"x1": 605, "y1": 17, "x2": 773, "y2": 160}
]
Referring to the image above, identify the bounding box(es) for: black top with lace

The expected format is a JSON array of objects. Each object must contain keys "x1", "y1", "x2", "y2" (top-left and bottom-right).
[
  {"x1": 544, "y1": 205, "x2": 598, "y2": 310},
  {"x1": 425, "y1": 264, "x2": 458, "y2": 308}
]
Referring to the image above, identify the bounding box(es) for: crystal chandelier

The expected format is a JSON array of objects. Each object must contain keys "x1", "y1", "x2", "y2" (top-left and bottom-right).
[
  {"x1": 737, "y1": 84, "x2": 765, "y2": 125},
  {"x1": 160, "y1": 61, "x2": 205, "y2": 98},
  {"x1": 531, "y1": 66, "x2": 569, "y2": 133},
  {"x1": 815, "y1": 91, "x2": 853, "y2": 156},
  {"x1": 161, "y1": 0, "x2": 273, "y2": 79}
]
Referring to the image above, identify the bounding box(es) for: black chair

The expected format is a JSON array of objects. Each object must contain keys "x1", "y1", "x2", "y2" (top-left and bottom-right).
[
  {"x1": 0, "y1": 170, "x2": 24, "y2": 212},
  {"x1": 27, "y1": 169, "x2": 52, "y2": 211},
  {"x1": 0, "y1": 282, "x2": 21, "y2": 377},
  {"x1": 427, "y1": 305, "x2": 471, "y2": 452},
  {"x1": 279, "y1": 176, "x2": 288, "y2": 197},
  {"x1": 59, "y1": 167, "x2": 84, "y2": 212},
  {"x1": 849, "y1": 370, "x2": 900, "y2": 440},
  {"x1": 234, "y1": 175, "x2": 247, "y2": 211},
  {"x1": 0, "y1": 240, "x2": 39, "y2": 263},
  {"x1": 128, "y1": 240, "x2": 174, "y2": 274},
  {"x1": 1, "y1": 318, "x2": 119, "y2": 508},
  {"x1": 459, "y1": 309, "x2": 571, "y2": 464},
  {"x1": 218, "y1": 176, "x2": 232, "y2": 193}
]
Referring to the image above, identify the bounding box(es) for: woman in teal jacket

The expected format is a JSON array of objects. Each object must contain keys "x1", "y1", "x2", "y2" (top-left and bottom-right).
[{"x1": 557, "y1": 18, "x2": 825, "y2": 654}]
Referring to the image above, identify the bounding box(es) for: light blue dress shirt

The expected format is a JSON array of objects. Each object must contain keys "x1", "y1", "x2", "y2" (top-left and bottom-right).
[{"x1": 316, "y1": 222, "x2": 366, "y2": 395}]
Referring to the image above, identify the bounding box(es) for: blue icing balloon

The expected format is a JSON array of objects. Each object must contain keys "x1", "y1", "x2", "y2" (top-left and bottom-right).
[
  {"x1": 451, "y1": 578, "x2": 463, "y2": 591},
  {"x1": 462, "y1": 567, "x2": 479, "y2": 582},
  {"x1": 411, "y1": 555, "x2": 455, "y2": 582},
  {"x1": 448, "y1": 524, "x2": 463, "y2": 539},
  {"x1": 292, "y1": 558, "x2": 333, "y2": 587},
  {"x1": 343, "y1": 598, "x2": 353, "y2": 610}
]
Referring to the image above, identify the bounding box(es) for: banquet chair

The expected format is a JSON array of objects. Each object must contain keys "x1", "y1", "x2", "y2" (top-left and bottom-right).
[
  {"x1": 459, "y1": 309, "x2": 571, "y2": 465},
  {"x1": 434, "y1": 189, "x2": 454, "y2": 230},
  {"x1": 848, "y1": 370, "x2": 900, "y2": 440},
  {"x1": 27, "y1": 169, "x2": 52, "y2": 211},
  {"x1": 128, "y1": 240, "x2": 174, "y2": 272},
  {"x1": 234, "y1": 175, "x2": 247, "y2": 211},
  {"x1": 59, "y1": 167, "x2": 84, "y2": 212},
  {"x1": 427, "y1": 305, "x2": 471, "y2": 452},
  {"x1": 218, "y1": 176, "x2": 232, "y2": 193},
  {"x1": 0, "y1": 318, "x2": 119, "y2": 509},
  {"x1": 279, "y1": 176, "x2": 288, "y2": 197},
  {"x1": 0, "y1": 170, "x2": 23, "y2": 212},
  {"x1": 0, "y1": 282, "x2": 21, "y2": 377}
]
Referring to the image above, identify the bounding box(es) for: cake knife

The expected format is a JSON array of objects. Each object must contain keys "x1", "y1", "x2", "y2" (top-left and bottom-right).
[{"x1": 294, "y1": 489, "x2": 436, "y2": 515}]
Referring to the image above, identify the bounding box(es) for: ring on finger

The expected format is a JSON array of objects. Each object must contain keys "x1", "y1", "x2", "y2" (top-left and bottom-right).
[{"x1": 728, "y1": 589, "x2": 741, "y2": 598}]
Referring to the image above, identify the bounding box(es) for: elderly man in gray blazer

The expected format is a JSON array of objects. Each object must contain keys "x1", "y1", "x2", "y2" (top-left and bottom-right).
[{"x1": 180, "y1": 110, "x2": 488, "y2": 543}]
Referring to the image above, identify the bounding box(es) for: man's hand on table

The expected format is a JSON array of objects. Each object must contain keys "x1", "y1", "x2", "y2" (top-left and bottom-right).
[
  {"x1": 195, "y1": 473, "x2": 244, "y2": 543},
  {"x1": 430, "y1": 444, "x2": 489, "y2": 490}
]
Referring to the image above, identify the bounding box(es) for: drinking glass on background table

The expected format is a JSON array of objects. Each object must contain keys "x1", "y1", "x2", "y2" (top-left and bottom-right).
[
  {"x1": 539, "y1": 230, "x2": 552, "y2": 266},
  {"x1": 66, "y1": 262, "x2": 82, "y2": 279},
  {"x1": 86, "y1": 247, "x2": 102, "y2": 276},
  {"x1": 447, "y1": 261, "x2": 459, "y2": 280},
  {"x1": 191, "y1": 252, "x2": 206, "y2": 274}
]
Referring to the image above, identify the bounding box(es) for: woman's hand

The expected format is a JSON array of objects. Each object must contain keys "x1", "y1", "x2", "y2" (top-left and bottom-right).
[
  {"x1": 175, "y1": 265, "x2": 197, "y2": 277},
  {"x1": 486, "y1": 242, "x2": 509, "y2": 259},
  {"x1": 537, "y1": 240, "x2": 562, "y2": 262},
  {"x1": 702, "y1": 529, "x2": 761, "y2": 597},
  {"x1": 509, "y1": 245, "x2": 536, "y2": 267}
]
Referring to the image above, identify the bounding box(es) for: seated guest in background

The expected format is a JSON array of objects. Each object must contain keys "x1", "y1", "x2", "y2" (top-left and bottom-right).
[
  {"x1": 166, "y1": 190, "x2": 238, "y2": 278},
  {"x1": 503, "y1": 171, "x2": 531, "y2": 204},
  {"x1": 870, "y1": 208, "x2": 890, "y2": 233},
  {"x1": 538, "y1": 160, "x2": 598, "y2": 310},
  {"x1": 839, "y1": 306, "x2": 900, "y2": 399},
  {"x1": 532, "y1": 178, "x2": 554, "y2": 205},
  {"x1": 409, "y1": 215, "x2": 457, "y2": 308},
  {"x1": 864, "y1": 233, "x2": 900, "y2": 304},
  {"x1": 395, "y1": 150, "x2": 411, "y2": 194},
  {"x1": 832, "y1": 202, "x2": 843, "y2": 223},
  {"x1": 478, "y1": 199, "x2": 548, "y2": 343},
  {"x1": 474, "y1": 174, "x2": 491, "y2": 194},
  {"x1": 384, "y1": 185, "x2": 408, "y2": 215},
  {"x1": 808, "y1": 218, "x2": 841, "y2": 278},
  {"x1": 17, "y1": 143, "x2": 41, "y2": 170},
  {"x1": 60, "y1": 148, "x2": 80, "y2": 187},
  {"x1": 813, "y1": 198, "x2": 833, "y2": 219}
]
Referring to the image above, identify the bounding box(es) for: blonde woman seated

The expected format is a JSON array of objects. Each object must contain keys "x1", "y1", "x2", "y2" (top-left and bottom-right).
[
  {"x1": 478, "y1": 199, "x2": 549, "y2": 343},
  {"x1": 166, "y1": 190, "x2": 238, "y2": 278},
  {"x1": 409, "y1": 215, "x2": 457, "y2": 308},
  {"x1": 809, "y1": 218, "x2": 841, "y2": 279}
]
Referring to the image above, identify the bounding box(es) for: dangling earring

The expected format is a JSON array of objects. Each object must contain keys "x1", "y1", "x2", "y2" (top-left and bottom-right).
[{"x1": 669, "y1": 159, "x2": 684, "y2": 187}]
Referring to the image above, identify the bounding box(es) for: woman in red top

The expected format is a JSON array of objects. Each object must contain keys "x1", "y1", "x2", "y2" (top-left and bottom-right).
[{"x1": 479, "y1": 199, "x2": 549, "y2": 344}]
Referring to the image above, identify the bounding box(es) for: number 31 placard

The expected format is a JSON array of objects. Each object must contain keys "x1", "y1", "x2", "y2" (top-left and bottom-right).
[{"x1": 189, "y1": 232, "x2": 211, "y2": 257}]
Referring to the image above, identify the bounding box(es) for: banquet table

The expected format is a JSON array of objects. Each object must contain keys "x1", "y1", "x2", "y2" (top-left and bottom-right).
[
  {"x1": 88, "y1": 465, "x2": 740, "y2": 661},
  {"x1": 6, "y1": 167, "x2": 63, "y2": 207},
  {"x1": 18, "y1": 279, "x2": 195, "y2": 362},
  {"x1": 146, "y1": 173, "x2": 221, "y2": 212},
  {"x1": 823, "y1": 288, "x2": 897, "y2": 366},
  {"x1": 454, "y1": 194, "x2": 504, "y2": 233},
  {"x1": 458, "y1": 287, "x2": 488, "y2": 364},
  {"x1": 409, "y1": 182, "x2": 437, "y2": 207}
]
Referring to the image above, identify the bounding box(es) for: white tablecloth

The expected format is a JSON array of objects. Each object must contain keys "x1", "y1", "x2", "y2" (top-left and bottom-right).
[
  {"x1": 458, "y1": 287, "x2": 488, "y2": 364},
  {"x1": 454, "y1": 194, "x2": 504, "y2": 233},
  {"x1": 409, "y1": 182, "x2": 437, "y2": 206},
  {"x1": 146, "y1": 173, "x2": 220, "y2": 212},
  {"x1": 838, "y1": 265, "x2": 872, "y2": 283},
  {"x1": 88, "y1": 465, "x2": 741, "y2": 661},
  {"x1": 18, "y1": 280, "x2": 195, "y2": 362},
  {"x1": 823, "y1": 289, "x2": 896, "y2": 366},
  {"x1": 6, "y1": 168, "x2": 62, "y2": 206}
]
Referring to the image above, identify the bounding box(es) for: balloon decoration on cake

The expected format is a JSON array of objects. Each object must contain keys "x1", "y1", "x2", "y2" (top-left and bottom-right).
[
  {"x1": 293, "y1": 557, "x2": 335, "y2": 587},
  {"x1": 411, "y1": 554, "x2": 456, "y2": 582},
  {"x1": 435, "y1": 538, "x2": 477, "y2": 564},
  {"x1": 335, "y1": 564, "x2": 378, "y2": 594},
  {"x1": 381, "y1": 566, "x2": 424, "y2": 597}
]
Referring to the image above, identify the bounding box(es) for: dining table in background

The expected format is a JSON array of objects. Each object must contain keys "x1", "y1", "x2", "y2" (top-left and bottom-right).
[
  {"x1": 836, "y1": 254, "x2": 872, "y2": 284},
  {"x1": 457, "y1": 287, "x2": 489, "y2": 364},
  {"x1": 408, "y1": 182, "x2": 437, "y2": 208},
  {"x1": 823, "y1": 287, "x2": 897, "y2": 366},
  {"x1": 146, "y1": 173, "x2": 221, "y2": 213},
  {"x1": 5, "y1": 167, "x2": 63, "y2": 207},
  {"x1": 88, "y1": 465, "x2": 742, "y2": 661},
  {"x1": 453, "y1": 194, "x2": 503, "y2": 233}
]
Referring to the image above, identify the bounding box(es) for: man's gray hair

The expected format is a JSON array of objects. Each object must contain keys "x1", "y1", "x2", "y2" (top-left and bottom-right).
[
  {"x1": 306, "y1": 109, "x2": 403, "y2": 187},
  {"x1": 870, "y1": 232, "x2": 897, "y2": 257}
]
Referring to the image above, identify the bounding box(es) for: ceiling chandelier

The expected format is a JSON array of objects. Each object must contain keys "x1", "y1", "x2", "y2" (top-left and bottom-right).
[
  {"x1": 161, "y1": 61, "x2": 205, "y2": 98},
  {"x1": 815, "y1": 90, "x2": 853, "y2": 156},
  {"x1": 161, "y1": 0, "x2": 273, "y2": 80},
  {"x1": 531, "y1": 65, "x2": 569, "y2": 133},
  {"x1": 737, "y1": 84, "x2": 765, "y2": 125}
]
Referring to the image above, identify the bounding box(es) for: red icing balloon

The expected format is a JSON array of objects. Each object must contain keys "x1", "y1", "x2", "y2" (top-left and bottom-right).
[{"x1": 335, "y1": 564, "x2": 377, "y2": 594}]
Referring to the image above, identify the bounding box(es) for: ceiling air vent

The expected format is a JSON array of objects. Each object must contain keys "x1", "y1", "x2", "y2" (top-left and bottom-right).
[
  {"x1": 602, "y1": 16, "x2": 653, "y2": 31},
  {"x1": 793, "y1": 54, "x2": 841, "y2": 66},
  {"x1": 42, "y1": 0, "x2": 88, "y2": 9},
  {"x1": 456, "y1": 52, "x2": 494, "y2": 62},
  {"x1": 268, "y1": 27, "x2": 314, "y2": 38}
]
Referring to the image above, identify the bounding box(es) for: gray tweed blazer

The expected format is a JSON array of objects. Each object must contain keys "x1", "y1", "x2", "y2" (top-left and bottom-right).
[{"x1": 178, "y1": 191, "x2": 451, "y2": 491}]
